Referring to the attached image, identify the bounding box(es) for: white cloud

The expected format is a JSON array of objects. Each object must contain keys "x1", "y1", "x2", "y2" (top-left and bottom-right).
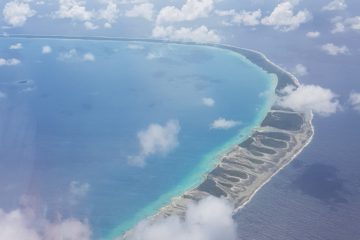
[
  {"x1": 331, "y1": 16, "x2": 360, "y2": 33},
  {"x1": 44, "y1": 219, "x2": 91, "y2": 240},
  {"x1": 128, "y1": 120, "x2": 180, "y2": 167},
  {"x1": 210, "y1": 118, "x2": 241, "y2": 130},
  {"x1": 84, "y1": 21, "x2": 98, "y2": 30},
  {"x1": 261, "y1": 1, "x2": 311, "y2": 31},
  {"x1": 83, "y1": 53, "x2": 95, "y2": 61},
  {"x1": 321, "y1": 43, "x2": 349, "y2": 55},
  {"x1": 306, "y1": 31, "x2": 320, "y2": 38},
  {"x1": 58, "y1": 49, "x2": 95, "y2": 61},
  {"x1": 69, "y1": 181, "x2": 90, "y2": 199},
  {"x1": 345, "y1": 16, "x2": 360, "y2": 30},
  {"x1": 216, "y1": 9, "x2": 262, "y2": 26},
  {"x1": 322, "y1": 0, "x2": 347, "y2": 11},
  {"x1": 42, "y1": 45, "x2": 52, "y2": 54},
  {"x1": 156, "y1": 0, "x2": 214, "y2": 24},
  {"x1": 277, "y1": 85, "x2": 340, "y2": 116},
  {"x1": 349, "y1": 92, "x2": 360, "y2": 112},
  {"x1": 152, "y1": 25, "x2": 221, "y2": 43},
  {"x1": 127, "y1": 43, "x2": 144, "y2": 50},
  {"x1": 127, "y1": 196, "x2": 237, "y2": 240},
  {"x1": 55, "y1": 0, "x2": 93, "y2": 21},
  {"x1": 98, "y1": 0, "x2": 119, "y2": 24},
  {"x1": 146, "y1": 51, "x2": 163, "y2": 60},
  {"x1": 0, "y1": 208, "x2": 91, "y2": 240},
  {"x1": 0, "y1": 209, "x2": 40, "y2": 240},
  {"x1": 0, "y1": 91, "x2": 7, "y2": 99},
  {"x1": 3, "y1": 0, "x2": 36, "y2": 27},
  {"x1": 202, "y1": 97, "x2": 215, "y2": 107},
  {"x1": 331, "y1": 22, "x2": 345, "y2": 33},
  {"x1": 292, "y1": 64, "x2": 308, "y2": 77},
  {"x1": 58, "y1": 48, "x2": 78, "y2": 60},
  {"x1": 125, "y1": 3, "x2": 154, "y2": 21},
  {"x1": 9, "y1": 43, "x2": 22, "y2": 49},
  {"x1": 331, "y1": 17, "x2": 345, "y2": 33},
  {"x1": 0, "y1": 58, "x2": 21, "y2": 66}
]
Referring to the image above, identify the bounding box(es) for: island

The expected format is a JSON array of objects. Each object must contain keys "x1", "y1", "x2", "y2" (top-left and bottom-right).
[
  {"x1": 121, "y1": 43, "x2": 314, "y2": 239},
  {"x1": 0, "y1": 35, "x2": 314, "y2": 239}
]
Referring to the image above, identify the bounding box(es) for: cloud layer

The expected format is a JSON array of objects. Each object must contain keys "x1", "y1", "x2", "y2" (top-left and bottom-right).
[
  {"x1": 0, "y1": 208, "x2": 91, "y2": 240},
  {"x1": 127, "y1": 196, "x2": 237, "y2": 240},
  {"x1": 277, "y1": 85, "x2": 341, "y2": 116}
]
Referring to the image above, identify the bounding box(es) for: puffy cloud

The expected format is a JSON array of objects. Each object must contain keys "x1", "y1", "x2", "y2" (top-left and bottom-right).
[
  {"x1": 42, "y1": 45, "x2": 52, "y2": 54},
  {"x1": 0, "y1": 91, "x2": 7, "y2": 99},
  {"x1": 210, "y1": 118, "x2": 241, "y2": 130},
  {"x1": 156, "y1": 0, "x2": 214, "y2": 24},
  {"x1": 84, "y1": 21, "x2": 98, "y2": 30},
  {"x1": 128, "y1": 120, "x2": 180, "y2": 167},
  {"x1": 0, "y1": 209, "x2": 40, "y2": 240},
  {"x1": 152, "y1": 25, "x2": 221, "y2": 43},
  {"x1": 348, "y1": 92, "x2": 360, "y2": 112},
  {"x1": 55, "y1": 0, "x2": 93, "y2": 21},
  {"x1": 146, "y1": 51, "x2": 164, "y2": 60},
  {"x1": 44, "y1": 219, "x2": 91, "y2": 240},
  {"x1": 261, "y1": 1, "x2": 311, "y2": 31},
  {"x1": 321, "y1": 43, "x2": 349, "y2": 55},
  {"x1": 345, "y1": 16, "x2": 360, "y2": 31},
  {"x1": 0, "y1": 208, "x2": 91, "y2": 240},
  {"x1": 127, "y1": 43, "x2": 144, "y2": 50},
  {"x1": 306, "y1": 31, "x2": 320, "y2": 38},
  {"x1": 216, "y1": 9, "x2": 262, "y2": 26},
  {"x1": 58, "y1": 49, "x2": 95, "y2": 61},
  {"x1": 330, "y1": 16, "x2": 360, "y2": 33},
  {"x1": 83, "y1": 53, "x2": 95, "y2": 61},
  {"x1": 331, "y1": 21, "x2": 345, "y2": 33},
  {"x1": 202, "y1": 97, "x2": 215, "y2": 107},
  {"x1": 0, "y1": 58, "x2": 21, "y2": 66},
  {"x1": 98, "y1": 0, "x2": 119, "y2": 24},
  {"x1": 292, "y1": 64, "x2": 308, "y2": 77},
  {"x1": 125, "y1": 3, "x2": 154, "y2": 21},
  {"x1": 69, "y1": 181, "x2": 90, "y2": 204},
  {"x1": 3, "y1": 0, "x2": 36, "y2": 27},
  {"x1": 9, "y1": 43, "x2": 22, "y2": 49},
  {"x1": 127, "y1": 196, "x2": 237, "y2": 240},
  {"x1": 277, "y1": 85, "x2": 341, "y2": 116},
  {"x1": 58, "y1": 49, "x2": 78, "y2": 60},
  {"x1": 322, "y1": 0, "x2": 347, "y2": 11}
]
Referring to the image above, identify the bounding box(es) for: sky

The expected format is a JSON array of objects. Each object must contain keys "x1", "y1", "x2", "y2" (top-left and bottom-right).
[{"x1": 1, "y1": 0, "x2": 360, "y2": 239}]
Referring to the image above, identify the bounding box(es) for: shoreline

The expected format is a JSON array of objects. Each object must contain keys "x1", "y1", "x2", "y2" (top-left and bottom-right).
[{"x1": 2, "y1": 35, "x2": 314, "y2": 240}]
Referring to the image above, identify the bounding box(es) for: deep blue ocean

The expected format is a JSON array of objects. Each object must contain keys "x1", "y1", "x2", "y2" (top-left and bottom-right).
[
  {"x1": 224, "y1": 3, "x2": 360, "y2": 237},
  {"x1": 0, "y1": 38, "x2": 275, "y2": 238}
]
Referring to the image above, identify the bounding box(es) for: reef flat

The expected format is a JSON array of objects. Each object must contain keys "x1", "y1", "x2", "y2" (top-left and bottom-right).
[{"x1": 121, "y1": 44, "x2": 314, "y2": 238}]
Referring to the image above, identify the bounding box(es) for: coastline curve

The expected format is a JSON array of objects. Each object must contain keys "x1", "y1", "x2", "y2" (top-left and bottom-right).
[{"x1": 0, "y1": 35, "x2": 314, "y2": 240}]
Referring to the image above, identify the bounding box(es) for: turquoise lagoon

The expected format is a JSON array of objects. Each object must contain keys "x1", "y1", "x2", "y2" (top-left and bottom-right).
[{"x1": 0, "y1": 38, "x2": 276, "y2": 239}]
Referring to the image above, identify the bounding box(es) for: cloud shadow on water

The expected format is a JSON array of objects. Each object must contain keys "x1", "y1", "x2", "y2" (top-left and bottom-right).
[{"x1": 292, "y1": 163, "x2": 350, "y2": 204}]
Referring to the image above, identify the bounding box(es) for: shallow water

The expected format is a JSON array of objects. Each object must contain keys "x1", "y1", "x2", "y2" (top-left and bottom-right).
[{"x1": 0, "y1": 38, "x2": 276, "y2": 238}]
